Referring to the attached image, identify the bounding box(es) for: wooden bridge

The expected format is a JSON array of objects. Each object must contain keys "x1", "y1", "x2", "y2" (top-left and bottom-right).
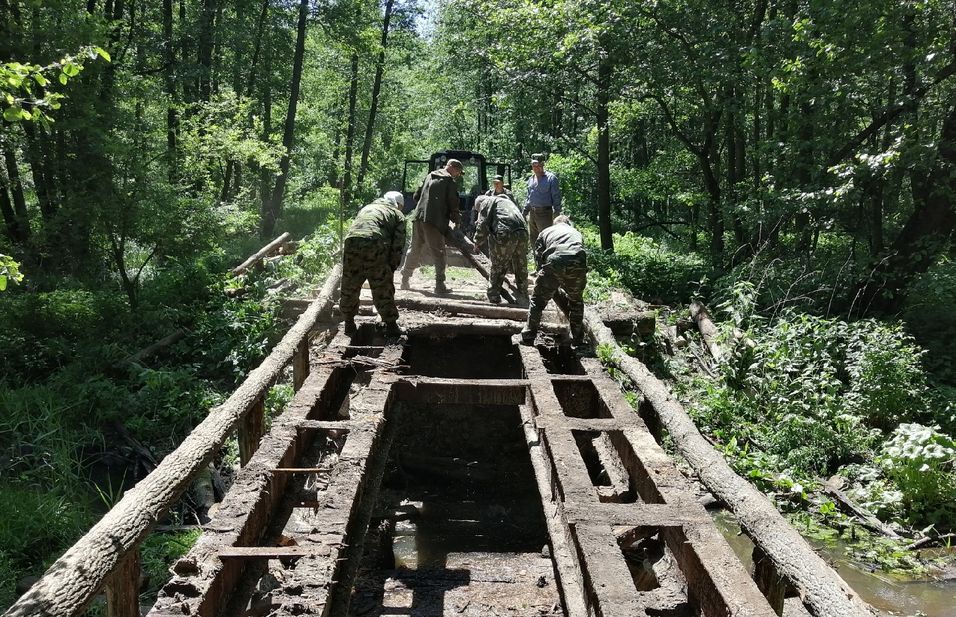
[{"x1": 4, "y1": 237, "x2": 876, "y2": 617}]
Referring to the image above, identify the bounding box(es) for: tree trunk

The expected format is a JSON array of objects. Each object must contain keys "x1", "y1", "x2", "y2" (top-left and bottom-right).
[
  {"x1": 2, "y1": 147, "x2": 30, "y2": 242},
  {"x1": 263, "y1": 0, "x2": 308, "y2": 238},
  {"x1": 0, "y1": 186, "x2": 17, "y2": 243},
  {"x1": 341, "y1": 52, "x2": 360, "y2": 208},
  {"x1": 356, "y1": 0, "x2": 395, "y2": 192},
  {"x1": 854, "y1": 101, "x2": 956, "y2": 314},
  {"x1": 197, "y1": 0, "x2": 218, "y2": 102},
  {"x1": 258, "y1": 24, "x2": 273, "y2": 225},
  {"x1": 163, "y1": 0, "x2": 178, "y2": 181},
  {"x1": 596, "y1": 55, "x2": 613, "y2": 251}
]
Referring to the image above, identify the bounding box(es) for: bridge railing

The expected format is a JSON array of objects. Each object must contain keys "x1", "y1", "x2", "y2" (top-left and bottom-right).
[{"x1": 3, "y1": 259, "x2": 343, "y2": 617}]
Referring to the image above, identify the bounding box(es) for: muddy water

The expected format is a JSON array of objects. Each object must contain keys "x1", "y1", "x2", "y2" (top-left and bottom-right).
[{"x1": 711, "y1": 511, "x2": 956, "y2": 617}]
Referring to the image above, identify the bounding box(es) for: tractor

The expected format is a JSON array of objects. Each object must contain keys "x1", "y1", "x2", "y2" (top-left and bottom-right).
[{"x1": 401, "y1": 150, "x2": 513, "y2": 236}]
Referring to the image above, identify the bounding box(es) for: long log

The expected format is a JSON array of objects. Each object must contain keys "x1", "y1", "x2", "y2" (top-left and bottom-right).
[
  {"x1": 689, "y1": 301, "x2": 722, "y2": 361},
  {"x1": 582, "y1": 308, "x2": 875, "y2": 617},
  {"x1": 4, "y1": 264, "x2": 343, "y2": 617},
  {"x1": 231, "y1": 232, "x2": 292, "y2": 275}
]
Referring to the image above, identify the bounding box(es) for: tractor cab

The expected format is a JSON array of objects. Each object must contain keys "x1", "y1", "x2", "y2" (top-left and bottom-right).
[{"x1": 402, "y1": 150, "x2": 512, "y2": 236}]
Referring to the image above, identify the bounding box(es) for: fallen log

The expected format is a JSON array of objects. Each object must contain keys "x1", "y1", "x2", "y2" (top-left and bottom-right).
[
  {"x1": 689, "y1": 301, "x2": 723, "y2": 361},
  {"x1": 583, "y1": 308, "x2": 875, "y2": 617},
  {"x1": 822, "y1": 484, "x2": 899, "y2": 539},
  {"x1": 231, "y1": 232, "x2": 292, "y2": 276},
  {"x1": 118, "y1": 328, "x2": 187, "y2": 368},
  {"x1": 4, "y1": 264, "x2": 343, "y2": 617},
  {"x1": 597, "y1": 308, "x2": 657, "y2": 337}
]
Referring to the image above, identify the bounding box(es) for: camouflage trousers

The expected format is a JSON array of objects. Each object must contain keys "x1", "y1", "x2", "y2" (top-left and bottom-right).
[
  {"x1": 487, "y1": 231, "x2": 528, "y2": 299},
  {"x1": 340, "y1": 237, "x2": 399, "y2": 323},
  {"x1": 527, "y1": 253, "x2": 588, "y2": 340},
  {"x1": 527, "y1": 207, "x2": 554, "y2": 244},
  {"x1": 401, "y1": 220, "x2": 447, "y2": 285}
]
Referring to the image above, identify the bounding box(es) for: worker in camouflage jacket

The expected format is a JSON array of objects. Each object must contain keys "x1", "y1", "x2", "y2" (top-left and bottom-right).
[
  {"x1": 401, "y1": 159, "x2": 463, "y2": 294},
  {"x1": 340, "y1": 191, "x2": 407, "y2": 337},
  {"x1": 521, "y1": 215, "x2": 588, "y2": 346},
  {"x1": 473, "y1": 195, "x2": 529, "y2": 305}
]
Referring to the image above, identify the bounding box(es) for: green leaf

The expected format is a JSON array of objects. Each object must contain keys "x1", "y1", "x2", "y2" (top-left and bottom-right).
[
  {"x1": 3, "y1": 105, "x2": 23, "y2": 122},
  {"x1": 95, "y1": 47, "x2": 111, "y2": 62},
  {"x1": 58, "y1": 73, "x2": 68, "y2": 85}
]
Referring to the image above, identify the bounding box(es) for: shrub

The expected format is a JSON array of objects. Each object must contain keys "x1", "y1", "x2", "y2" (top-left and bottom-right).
[
  {"x1": 582, "y1": 228, "x2": 708, "y2": 304},
  {"x1": 844, "y1": 321, "x2": 929, "y2": 430},
  {"x1": 878, "y1": 423, "x2": 956, "y2": 522}
]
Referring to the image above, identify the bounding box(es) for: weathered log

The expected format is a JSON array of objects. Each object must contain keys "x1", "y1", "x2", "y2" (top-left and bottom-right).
[
  {"x1": 597, "y1": 308, "x2": 657, "y2": 337},
  {"x1": 689, "y1": 301, "x2": 723, "y2": 361},
  {"x1": 375, "y1": 296, "x2": 527, "y2": 320},
  {"x1": 822, "y1": 484, "x2": 899, "y2": 539},
  {"x1": 231, "y1": 231, "x2": 292, "y2": 275},
  {"x1": 3, "y1": 264, "x2": 342, "y2": 617},
  {"x1": 118, "y1": 328, "x2": 187, "y2": 368},
  {"x1": 582, "y1": 308, "x2": 875, "y2": 617},
  {"x1": 404, "y1": 318, "x2": 565, "y2": 337}
]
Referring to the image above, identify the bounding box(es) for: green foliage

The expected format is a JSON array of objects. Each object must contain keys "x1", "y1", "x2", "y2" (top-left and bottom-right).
[
  {"x1": 878, "y1": 424, "x2": 956, "y2": 521},
  {"x1": 0, "y1": 255, "x2": 23, "y2": 291},
  {"x1": 141, "y1": 529, "x2": 201, "y2": 597},
  {"x1": 0, "y1": 47, "x2": 109, "y2": 125},
  {"x1": 694, "y1": 310, "x2": 936, "y2": 476},
  {"x1": 582, "y1": 227, "x2": 708, "y2": 304},
  {"x1": 844, "y1": 322, "x2": 929, "y2": 430}
]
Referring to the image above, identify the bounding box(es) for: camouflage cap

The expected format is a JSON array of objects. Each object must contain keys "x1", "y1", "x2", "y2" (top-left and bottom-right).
[
  {"x1": 493, "y1": 174, "x2": 504, "y2": 182},
  {"x1": 447, "y1": 158, "x2": 464, "y2": 171}
]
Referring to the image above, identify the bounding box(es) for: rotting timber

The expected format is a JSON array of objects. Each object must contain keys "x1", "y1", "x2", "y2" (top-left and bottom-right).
[{"x1": 5, "y1": 240, "x2": 876, "y2": 617}]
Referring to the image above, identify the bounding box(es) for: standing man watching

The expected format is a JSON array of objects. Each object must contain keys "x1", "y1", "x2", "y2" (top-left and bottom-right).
[
  {"x1": 521, "y1": 215, "x2": 588, "y2": 346},
  {"x1": 524, "y1": 154, "x2": 562, "y2": 243},
  {"x1": 473, "y1": 194, "x2": 529, "y2": 305},
  {"x1": 401, "y1": 158, "x2": 463, "y2": 294},
  {"x1": 340, "y1": 191, "x2": 407, "y2": 337}
]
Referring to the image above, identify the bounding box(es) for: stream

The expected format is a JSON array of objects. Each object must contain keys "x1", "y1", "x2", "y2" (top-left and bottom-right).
[{"x1": 711, "y1": 511, "x2": 956, "y2": 616}]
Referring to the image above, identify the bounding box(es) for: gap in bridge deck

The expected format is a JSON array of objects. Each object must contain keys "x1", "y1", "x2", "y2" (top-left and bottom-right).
[{"x1": 347, "y1": 334, "x2": 562, "y2": 617}]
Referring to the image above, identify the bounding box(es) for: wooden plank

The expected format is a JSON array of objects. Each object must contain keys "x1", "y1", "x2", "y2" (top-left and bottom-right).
[
  {"x1": 392, "y1": 376, "x2": 528, "y2": 405},
  {"x1": 218, "y1": 545, "x2": 338, "y2": 560},
  {"x1": 105, "y1": 551, "x2": 140, "y2": 617},
  {"x1": 238, "y1": 397, "x2": 265, "y2": 466},
  {"x1": 270, "y1": 467, "x2": 332, "y2": 474}
]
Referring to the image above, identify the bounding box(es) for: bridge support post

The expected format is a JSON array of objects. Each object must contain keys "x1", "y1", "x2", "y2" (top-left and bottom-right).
[
  {"x1": 293, "y1": 338, "x2": 309, "y2": 390},
  {"x1": 105, "y1": 549, "x2": 140, "y2": 617},
  {"x1": 239, "y1": 397, "x2": 265, "y2": 466},
  {"x1": 752, "y1": 545, "x2": 786, "y2": 615}
]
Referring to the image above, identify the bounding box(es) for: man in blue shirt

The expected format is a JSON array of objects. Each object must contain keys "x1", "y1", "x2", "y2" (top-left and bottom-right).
[{"x1": 523, "y1": 155, "x2": 562, "y2": 243}]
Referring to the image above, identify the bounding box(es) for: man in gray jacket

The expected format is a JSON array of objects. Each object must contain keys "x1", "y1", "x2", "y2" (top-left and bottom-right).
[{"x1": 401, "y1": 159, "x2": 463, "y2": 294}]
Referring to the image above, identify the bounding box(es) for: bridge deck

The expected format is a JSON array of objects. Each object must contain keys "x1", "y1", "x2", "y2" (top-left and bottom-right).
[{"x1": 147, "y1": 263, "x2": 781, "y2": 617}]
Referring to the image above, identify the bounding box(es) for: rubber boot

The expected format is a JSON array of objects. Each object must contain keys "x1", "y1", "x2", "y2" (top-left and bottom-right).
[
  {"x1": 400, "y1": 276, "x2": 411, "y2": 291},
  {"x1": 435, "y1": 281, "x2": 452, "y2": 295},
  {"x1": 384, "y1": 321, "x2": 403, "y2": 337},
  {"x1": 344, "y1": 319, "x2": 358, "y2": 336},
  {"x1": 520, "y1": 326, "x2": 536, "y2": 345}
]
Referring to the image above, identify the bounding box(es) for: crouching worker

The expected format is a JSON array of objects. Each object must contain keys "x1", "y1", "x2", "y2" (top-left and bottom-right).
[
  {"x1": 473, "y1": 194, "x2": 529, "y2": 305},
  {"x1": 521, "y1": 215, "x2": 588, "y2": 345},
  {"x1": 340, "y1": 191, "x2": 407, "y2": 337}
]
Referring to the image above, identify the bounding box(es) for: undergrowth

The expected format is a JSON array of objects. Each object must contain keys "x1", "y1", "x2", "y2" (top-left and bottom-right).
[{"x1": 0, "y1": 200, "x2": 339, "y2": 608}]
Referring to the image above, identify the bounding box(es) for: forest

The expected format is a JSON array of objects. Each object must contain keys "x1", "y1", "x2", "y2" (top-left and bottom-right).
[{"x1": 1, "y1": 0, "x2": 955, "y2": 612}]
